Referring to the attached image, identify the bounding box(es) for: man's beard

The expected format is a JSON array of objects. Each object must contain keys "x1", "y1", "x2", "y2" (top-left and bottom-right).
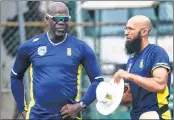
[{"x1": 125, "y1": 32, "x2": 142, "y2": 55}]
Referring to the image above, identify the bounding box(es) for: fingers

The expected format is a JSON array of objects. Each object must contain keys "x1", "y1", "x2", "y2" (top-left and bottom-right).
[
  {"x1": 61, "y1": 104, "x2": 68, "y2": 112},
  {"x1": 114, "y1": 69, "x2": 127, "y2": 84},
  {"x1": 61, "y1": 109, "x2": 70, "y2": 119},
  {"x1": 61, "y1": 109, "x2": 67, "y2": 116},
  {"x1": 114, "y1": 73, "x2": 118, "y2": 83},
  {"x1": 71, "y1": 113, "x2": 77, "y2": 119},
  {"x1": 61, "y1": 105, "x2": 69, "y2": 119},
  {"x1": 62, "y1": 114, "x2": 70, "y2": 120},
  {"x1": 61, "y1": 110, "x2": 77, "y2": 120},
  {"x1": 60, "y1": 104, "x2": 79, "y2": 120},
  {"x1": 62, "y1": 114, "x2": 76, "y2": 120},
  {"x1": 117, "y1": 78, "x2": 121, "y2": 84},
  {"x1": 114, "y1": 73, "x2": 121, "y2": 84}
]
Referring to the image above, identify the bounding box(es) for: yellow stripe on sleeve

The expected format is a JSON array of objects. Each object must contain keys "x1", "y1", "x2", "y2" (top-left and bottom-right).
[
  {"x1": 26, "y1": 65, "x2": 35, "y2": 119},
  {"x1": 75, "y1": 64, "x2": 83, "y2": 120},
  {"x1": 151, "y1": 65, "x2": 171, "y2": 74},
  {"x1": 157, "y1": 86, "x2": 171, "y2": 119},
  {"x1": 24, "y1": 91, "x2": 28, "y2": 111},
  {"x1": 75, "y1": 64, "x2": 82, "y2": 102}
]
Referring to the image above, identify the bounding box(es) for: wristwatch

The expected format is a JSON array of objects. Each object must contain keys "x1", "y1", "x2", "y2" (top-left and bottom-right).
[{"x1": 80, "y1": 101, "x2": 86, "y2": 109}]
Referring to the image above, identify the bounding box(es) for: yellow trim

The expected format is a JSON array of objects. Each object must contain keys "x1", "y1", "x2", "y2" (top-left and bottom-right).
[
  {"x1": 26, "y1": 65, "x2": 35, "y2": 119},
  {"x1": 161, "y1": 110, "x2": 171, "y2": 119},
  {"x1": 75, "y1": 64, "x2": 82, "y2": 102},
  {"x1": 75, "y1": 64, "x2": 82, "y2": 120},
  {"x1": 76, "y1": 115, "x2": 82, "y2": 120},
  {"x1": 151, "y1": 65, "x2": 171, "y2": 74},
  {"x1": 24, "y1": 92, "x2": 28, "y2": 111},
  {"x1": 157, "y1": 86, "x2": 171, "y2": 119}
]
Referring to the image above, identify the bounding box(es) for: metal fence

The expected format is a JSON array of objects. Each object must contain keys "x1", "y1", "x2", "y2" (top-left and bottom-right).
[
  {"x1": 1, "y1": 1, "x2": 46, "y2": 119},
  {"x1": 2, "y1": 1, "x2": 44, "y2": 57}
]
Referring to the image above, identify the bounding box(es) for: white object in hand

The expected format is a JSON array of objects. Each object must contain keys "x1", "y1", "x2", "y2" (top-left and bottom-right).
[{"x1": 96, "y1": 78, "x2": 124, "y2": 115}]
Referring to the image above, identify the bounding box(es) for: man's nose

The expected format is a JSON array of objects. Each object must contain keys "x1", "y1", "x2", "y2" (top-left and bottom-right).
[{"x1": 124, "y1": 29, "x2": 129, "y2": 36}]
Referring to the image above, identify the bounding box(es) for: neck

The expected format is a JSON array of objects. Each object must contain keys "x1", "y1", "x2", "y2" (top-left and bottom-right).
[
  {"x1": 141, "y1": 37, "x2": 149, "y2": 51},
  {"x1": 48, "y1": 31, "x2": 67, "y2": 44}
]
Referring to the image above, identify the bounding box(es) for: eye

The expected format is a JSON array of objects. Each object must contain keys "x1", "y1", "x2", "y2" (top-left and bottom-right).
[
  {"x1": 128, "y1": 27, "x2": 133, "y2": 31},
  {"x1": 124, "y1": 27, "x2": 134, "y2": 32}
]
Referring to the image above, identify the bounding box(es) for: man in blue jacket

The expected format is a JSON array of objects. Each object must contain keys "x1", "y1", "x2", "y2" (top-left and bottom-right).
[{"x1": 11, "y1": 2, "x2": 103, "y2": 119}]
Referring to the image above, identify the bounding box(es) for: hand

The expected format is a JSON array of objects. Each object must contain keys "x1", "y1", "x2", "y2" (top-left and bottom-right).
[
  {"x1": 60, "y1": 103, "x2": 83, "y2": 119},
  {"x1": 114, "y1": 69, "x2": 130, "y2": 84},
  {"x1": 124, "y1": 83, "x2": 131, "y2": 93},
  {"x1": 121, "y1": 84, "x2": 132, "y2": 107},
  {"x1": 22, "y1": 111, "x2": 27, "y2": 119},
  {"x1": 124, "y1": 84, "x2": 129, "y2": 93},
  {"x1": 124, "y1": 84, "x2": 131, "y2": 93}
]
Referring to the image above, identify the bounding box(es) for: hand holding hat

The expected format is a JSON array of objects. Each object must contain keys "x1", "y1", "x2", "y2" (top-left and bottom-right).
[{"x1": 96, "y1": 78, "x2": 124, "y2": 115}]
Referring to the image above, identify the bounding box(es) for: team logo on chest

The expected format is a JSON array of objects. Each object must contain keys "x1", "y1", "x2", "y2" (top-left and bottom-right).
[
  {"x1": 67, "y1": 48, "x2": 72, "y2": 56},
  {"x1": 139, "y1": 59, "x2": 144, "y2": 68},
  {"x1": 38, "y1": 46, "x2": 47, "y2": 56}
]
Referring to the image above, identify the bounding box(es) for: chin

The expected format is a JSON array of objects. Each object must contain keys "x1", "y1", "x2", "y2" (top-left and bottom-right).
[
  {"x1": 55, "y1": 31, "x2": 65, "y2": 37},
  {"x1": 126, "y1": 39, "x2": 132, "y2": 42}
]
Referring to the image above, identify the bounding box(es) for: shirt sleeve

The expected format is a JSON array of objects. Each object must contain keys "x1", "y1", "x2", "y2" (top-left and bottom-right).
[
  {"x1": 151, "y1": 47, "x2": 171, "y2": 73},
  {"x1": 10, "y1": 43, "x2": 31, "y2": 112},
  {"x1": 79, "y1": 42, "x2": 104, "y2": 106}
]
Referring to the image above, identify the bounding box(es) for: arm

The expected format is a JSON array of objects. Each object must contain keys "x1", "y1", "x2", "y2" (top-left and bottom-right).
[
  {"x1": 11, "y1": 43, "x2": 31, "y2": 113},
  {"x1": 60, "y1": 43, "x2": 103, "y2": 119},
  {"x1": 114, "y1": 48, "x2": 170, "y2": 93},
  {"x1": 114, "y1": 67, "x2": 169, "y2": 94},
  {"x1": 79, "y1": 43, "x2": 103, "y2": 106},
  {"x1": 127, "y1": 67, "x2": 168, "y2": 93}
]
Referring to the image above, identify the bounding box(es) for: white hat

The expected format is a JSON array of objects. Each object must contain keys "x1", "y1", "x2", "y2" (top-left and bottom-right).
[{"x1": 96, "y1": 78, "x2": 124, "y2": 115}]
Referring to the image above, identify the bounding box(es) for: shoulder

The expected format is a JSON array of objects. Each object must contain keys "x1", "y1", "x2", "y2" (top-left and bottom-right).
[
  {"x1": 19, "y1": 33, "x2": 45, "y2": 52},
  {"x1": 68, "y1": 34, "x2": 86, "y2": 44},
  {"x1": 22, "y1": 33, "x2": 45, "y2": 47},
  {"x1": 68, "y1": 34, "x2": 95, "y2": 57},
  {"x1": 149, "y1": 44, "x2": 171, "y2": 71},
  {"x1": 148, "y1": 44, "x2": 170, "y2": 65},
  {"x1": 68, "y1": 34, "x2": 90, "y2": 48},
  {"x1": 149, "y1": 44, "x2": 168, "y2": 56},
  {"x1": 28, "y1": 33, "x2": 45, "y2": 43},
  {"x1": 149, "y1": 44, "x2": 166, "y2": 53}
]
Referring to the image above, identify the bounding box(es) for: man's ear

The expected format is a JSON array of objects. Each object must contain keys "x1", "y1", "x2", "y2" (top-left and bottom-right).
[
  {"x1": 141, "y1": 29, "x2": 148, "y2": 37},
  {"x1": 45, "y1": 16, "x2": 49, "y2": 21},
  {"x1": 45, "y1": 17, "x2": 49, "y2": 24}
]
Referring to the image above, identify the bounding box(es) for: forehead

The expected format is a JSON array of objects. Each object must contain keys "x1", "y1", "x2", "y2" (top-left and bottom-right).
[
  {"x1": 49, "y1": 7, "x2": 68, "y2": 16},
  {"x1": 126, "y1": 20, "x2": 137, "y2": 28},
  {"x1": 126, "y1": 19, "x2": 142, "y2": 29}
]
